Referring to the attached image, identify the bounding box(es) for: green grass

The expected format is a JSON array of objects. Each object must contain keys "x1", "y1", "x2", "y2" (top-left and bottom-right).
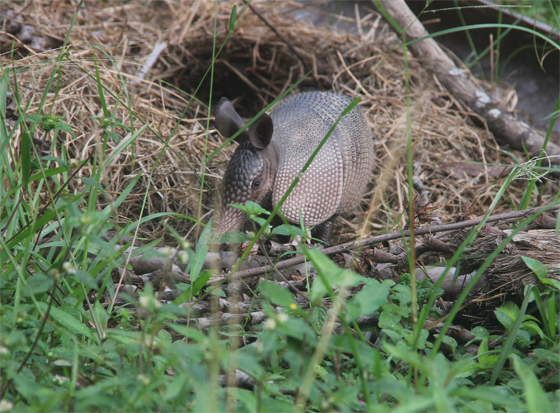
[
  {"x1": 512, "y1": 0, "x2": 560, "y2": 28},
  {"x1": 1, "y1": 1, "x2": 559, "y2": 411}
]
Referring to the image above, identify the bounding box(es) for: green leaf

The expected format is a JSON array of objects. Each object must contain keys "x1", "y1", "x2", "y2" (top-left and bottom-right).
[
  {"x1": 391, "y1": 283, "x2": 412, "y2": 306},
  {"x1": 209, "y1": 286, "x2": 226, "y2": 297},
  {"x1": 451, "y1": 386, "x2": 520, "y2": 407},
  {"x1": 168, "y1": 324, "x2": 207, "y2": 343},
  {"x1": 9, "y1": 372, "x2": 44, "y2": 404},
  {"x1": 307, "y1": 248, "x2": 363, "y2": 302},
  {"x1": 93, "y1": 52, "x2": 109, "y2": 119},
  {"x1": 523, "y1": 257, "x2": 560, "y2": 289},
  {"x1": 92, "y1": 301, "x2": 109, "y2": 337},
  {"x1": 106, "y1": 329, "x2": 143, "y2": 344},
  {"x1": 173, "y1": 270, "x2": 212, "y2": 305},
  {"x1": 330, "y1": 335, "x2": 377, "y2": 370},
  {"x1": 0, "y1": 72, "x2": 7, "y2": 116},
  {"x1": 547, "y1": 293, "x2": 557, "y2": 337},
  {"x1": 104, "y1": 124, "x2": 147, "y2": 167},
  {"x1": 346, "y1": 279, "x2": 393, "y2": 321},
  {"x1": 191, "y1": 270, "x2": 212, "y2": 296},
  {"x1": 512, "y1": 355, "x2": 553, "y2": 413},
  {"x1": 277, "y1": 317, "x2": 317, "y2": 345},
  {"x1": 309, "y1": 305, "x2": 328, "y2": 334},
  {"x1": 7, "y1": 208, "x2": 59, "y2": 249},
  {"x1": 522, "y1": 320, "x2": 544, "y2": 339},
  {"x1": 494, "y1": 309, "x2": 513, "y2": 329},
  {"x1": 378, "y1": 310, "x2": 401, "y2": 330},
  {"x1": 158, "y1": 328, "x2": 172, "y2": 344},
  {"x1": 494, "y1": 301, "x2": 519, "y2": 330},
  {"x1": 163, "y1": 375, "x2": 189, "y2": 402},
  {"x1": 540, "y1": 278, "x2": 560, "y2": 290},
  {"x1": 189, "y1": 220, "x2": 213, "y2": 282},
  {"x1": 258, "y1": 281, "x2": 295, "y2": 308},
  {"x1": 40, "y1": 155, "x2": 68, "y2": 166},
  {"x1": 383, "y1": 342, "x2": 423, "y2": 367},
  {"x1": 73, "y1": 269, "x2": 98, "y2": 290},
  {"x1": 271, "y1": 224, "x2": 308, "y2": 238},
  {"x1": 21, "y1": 131, "x2": 32, "y2": 187},
  {"x1": 258, "y1": 397, "x2": 294, "y2": 413},
  {"x1": 471, "y1": 326, "x2": 490, "y2": 339},
  {"x1": 522, "y1": 256, "x2": 548, "y2": 279},
  {"x1": 25, "y1": 114, "x2": 43, "y2": 124},
  {"x1": 38, "y1": 303, "x2": 92, "y2": 338},
  {"x1": 477, "y1": 338, "x2": 498, "y2": 369},
  {"x1": 533, "y1": 348, "x2": 560, "y2": 364},
  {"x1": 253, "y1": 217, "x2": 268, "y2": 227},
  {"x1": 229, "y1": 5, "x2": 237, "y2": 32},
  {"x1": 216, "y1": 231, "x2": 249, "y2": 243},
  {"x1": 81, "y1": 177, "x2": 104, "y2": 191},
  {"x1": 24, "y1": 273, "x2": 54, "y2": 296},
  {"x1": 515, "y1": 329, "x2": 532, "y2": 349},
  {"x1": 28, "y1": 165, "x2": 73, "y2": 184},
  {"x1": 491, "y1": 285, "x2": 533, "y2": 385},
  {"x1": 54, "y1": 122, "x2": 73, "y2": 133},
  {"x1": 440, "y1": 335, "x2": 457, "y2": 353},
  {"x1": 230, "y1": 200, "x2": 269, "y2": 216},
  {"x1": 107, "y1": 131, "x2": 120, "y2": 142}
]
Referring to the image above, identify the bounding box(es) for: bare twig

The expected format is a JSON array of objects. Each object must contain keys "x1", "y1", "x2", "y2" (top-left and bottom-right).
[{"x1": 229, "y1": 205, "x2": 553, "y2": 280}]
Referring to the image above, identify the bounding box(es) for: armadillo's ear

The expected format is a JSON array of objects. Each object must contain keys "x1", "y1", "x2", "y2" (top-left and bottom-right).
[
  {"x1": 215, "y1": 98, "x2": 248, "y2": 143},
  {"x1": 248, "y1": 113, "x2": 273, "y2": 150}
]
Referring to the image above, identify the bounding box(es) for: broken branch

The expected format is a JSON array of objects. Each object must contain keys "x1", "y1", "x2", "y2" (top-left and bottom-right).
[{"x1": 377, "y1": 0, "x2": 560, "y2": 163}]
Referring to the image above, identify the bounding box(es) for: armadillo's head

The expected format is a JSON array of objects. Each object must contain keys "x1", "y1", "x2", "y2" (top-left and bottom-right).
[{"x1": 214, "y1": 98, "x2": 276, "y2": 237}]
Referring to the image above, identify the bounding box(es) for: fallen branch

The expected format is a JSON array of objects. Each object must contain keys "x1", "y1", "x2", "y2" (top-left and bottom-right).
[
  {"x1": 229, "y1": 205, "x2": 553, "y2": 280},
  {"x1": 377, "y1": 0, "x2": 560, "y2": 163}
]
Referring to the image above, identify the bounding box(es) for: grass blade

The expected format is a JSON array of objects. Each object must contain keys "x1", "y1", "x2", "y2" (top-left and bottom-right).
[{"x1": 490, "y1": 285, "x2": 533, "y2": 385}]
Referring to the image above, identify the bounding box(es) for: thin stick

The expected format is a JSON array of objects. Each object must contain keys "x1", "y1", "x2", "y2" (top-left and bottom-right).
[{"x1": 229, "y1": 205, "x2": 553, "y2": 280}]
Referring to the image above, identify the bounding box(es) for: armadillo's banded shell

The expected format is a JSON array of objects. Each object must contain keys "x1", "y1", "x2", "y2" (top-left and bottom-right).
[{"x1": 270, "y1": 92, "x2": 374, "y2": 226}]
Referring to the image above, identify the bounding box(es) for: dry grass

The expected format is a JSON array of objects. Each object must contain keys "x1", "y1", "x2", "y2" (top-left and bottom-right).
[{"x1": 2, "y1": 0, "x2": 556, "y2": 245}]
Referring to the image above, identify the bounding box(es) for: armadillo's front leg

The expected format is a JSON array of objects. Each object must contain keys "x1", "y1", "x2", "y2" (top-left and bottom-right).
[{"x1": 311, "y1": 215, "x2": 337, "y2": 246}]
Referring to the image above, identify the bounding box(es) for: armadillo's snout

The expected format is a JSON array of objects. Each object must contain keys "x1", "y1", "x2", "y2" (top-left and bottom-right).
[
  {"x1": 217, "y1": 143, "x2": 267, "y2": 237},
  {"x1": 217, "y1": 205, "x2": 248, "y2": 235}
]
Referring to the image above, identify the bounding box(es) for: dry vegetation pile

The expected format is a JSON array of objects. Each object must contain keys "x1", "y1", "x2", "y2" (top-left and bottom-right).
[{"x1": 2, "y1": 1, "x2": 556, "y2": 243}]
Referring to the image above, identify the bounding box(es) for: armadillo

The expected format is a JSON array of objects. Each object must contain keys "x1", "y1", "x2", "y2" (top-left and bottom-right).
[{"x1": 215, "y1": 91, "x2": 374, "y2": 242}]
